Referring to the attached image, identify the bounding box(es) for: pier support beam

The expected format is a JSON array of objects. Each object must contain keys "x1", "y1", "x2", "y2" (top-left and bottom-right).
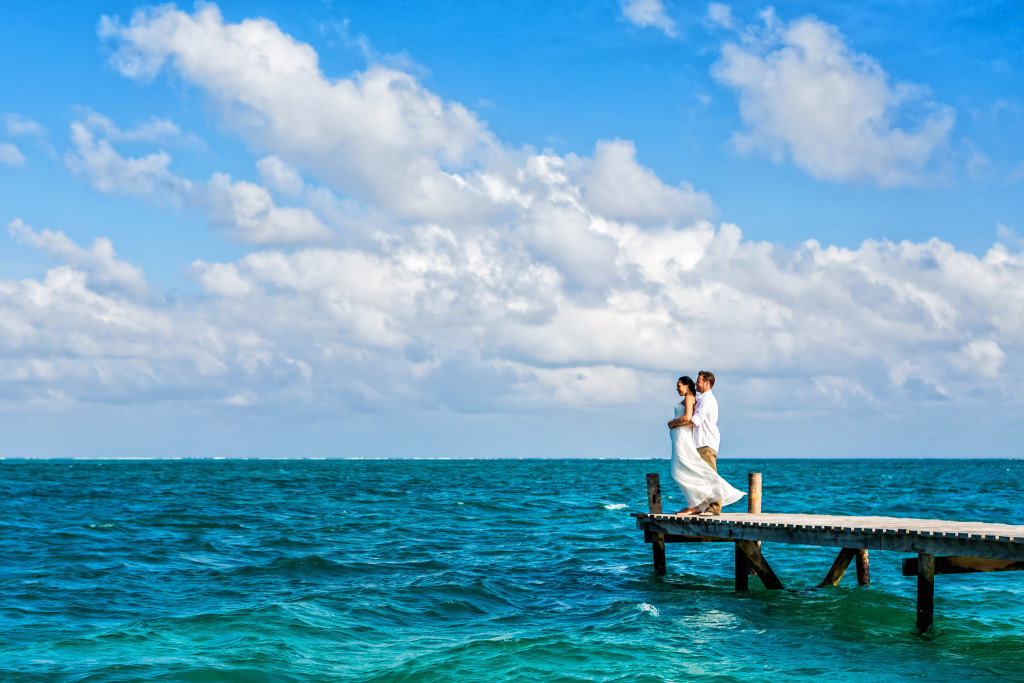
[
  {"x1": 646, "y1": 473, "x2": 666, "y2": 575},
  {"x1": 917, "y1": 553, "x2": 935, "y2": 633},
  {"x1": 902, "y1": 555, "x2": 1024, "y2": 575},
  {"x1": 855, "y1": 549, "x2": 870, "y2": 585},
  {"x1": 737, "y1": 539, "x2": 783, "y2": 589},
  {"x1": 819, "y1": 548, "x2": 858, "y2": 587},
  {"x1": 734, "y1": 544, "x2": 749, "y2": 591}
]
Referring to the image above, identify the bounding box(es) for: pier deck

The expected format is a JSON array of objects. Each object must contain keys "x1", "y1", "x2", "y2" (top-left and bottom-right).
[
  {"x1": 634, "y1": 473, "x2": 1024, "y2": 633},
  {"x1": 633, "y1": 512, "x2": 1024, "y2": 561}
]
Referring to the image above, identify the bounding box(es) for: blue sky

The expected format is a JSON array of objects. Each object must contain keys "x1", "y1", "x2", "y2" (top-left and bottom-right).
[{"x1": 0, "y1": 0, "x2": 1022, "y2": 459}]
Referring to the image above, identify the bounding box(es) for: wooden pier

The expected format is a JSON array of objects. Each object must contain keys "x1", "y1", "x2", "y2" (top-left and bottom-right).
[{"x1": 634, "y1": 473, "x2": 1024, "y2": 633}]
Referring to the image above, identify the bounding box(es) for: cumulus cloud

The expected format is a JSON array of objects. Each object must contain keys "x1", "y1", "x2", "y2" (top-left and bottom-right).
[
  {"x1": 65, "y1": 117, "x2": 331, "y2": 244},
  {"x1": 257, "y1": 155, "x2": 305, "y2": 198},
  {"x1": 8, "y1": 219, "x2": 148, "y2": 297},
  {"x1": 14, "y1": 217, "x2": 1011, "y2": 414},
  {"x1": 710, "y1": 8, "x2": 955, "y2": 187},
  {"x1": 204, "y1": 173, "x2": 332, "y2": 244},
  {"x1": 9, "y1": 4, "x2": 1019, "y2": 423},
  {"x1": 621, "y1": 0, "x2": 678, "y2": 37},
  {"x1": 99, "y1": 4, "x2": 501, "y2": 222},
  {"x1": 0, "y1": 142, "x2": 25, "y2": 166},
  {"x1": 956, "y1": 339, "x2": 1006, "y2": 379},
  {"x1": 569, "y1": 139, "x2": 715, "y2": 224}
]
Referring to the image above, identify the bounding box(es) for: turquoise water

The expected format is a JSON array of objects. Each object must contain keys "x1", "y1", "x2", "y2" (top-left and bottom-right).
[{"x1": 1, "y1": 458, "x2": 1022, "y2": 681}]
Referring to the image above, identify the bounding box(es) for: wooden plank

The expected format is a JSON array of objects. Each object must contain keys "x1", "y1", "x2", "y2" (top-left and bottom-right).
[
  {"x1": 917, "y1": 553, "x2": 935, "y2": 634},
  {"x1": 902, "y1": 556, "x2": 1024, "y2": 576},
  {"x1": 737, "y1": 539, "x2": 783, "y2": 589},
  {"x1": 819, "y1": 547, "x2": 857, "y2": 587},
  {"x1": 664, "y1": 534, "x2": 733, "y2": 543}
]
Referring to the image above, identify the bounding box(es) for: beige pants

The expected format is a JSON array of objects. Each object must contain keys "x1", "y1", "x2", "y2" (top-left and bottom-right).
[{"x1": 697, "y1": 446, "x2": 721, "y2": 514}]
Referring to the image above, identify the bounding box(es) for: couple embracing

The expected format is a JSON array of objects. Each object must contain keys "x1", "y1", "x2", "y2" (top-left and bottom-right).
[{"x1": 666, "y1": 371, "x2": 744, "y2": 515}]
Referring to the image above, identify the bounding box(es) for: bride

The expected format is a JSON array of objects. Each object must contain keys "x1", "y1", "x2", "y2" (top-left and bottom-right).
[{"x1": 667, "y1": 376, "x2": 745, "y2": 515}]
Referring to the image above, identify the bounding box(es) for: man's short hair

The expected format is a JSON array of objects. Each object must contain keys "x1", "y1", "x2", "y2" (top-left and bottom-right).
[{"x1": 698, "y1": 370, "x2": 715, "y2": 389}]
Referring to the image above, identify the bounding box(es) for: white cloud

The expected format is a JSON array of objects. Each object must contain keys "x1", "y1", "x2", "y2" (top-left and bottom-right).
[
  {"x1": 8, "y1": 219, "x2": 148, "y2": 297},
  {"x1": 257, "y1": 155, "x2": 305, "y2": 197},
  {"x1": 621, "y1": 0, "x2": 678, "y2": 37},
  {"x1": 100, "y1": 4, "x2": 501, "y2": 222},
  {"x1": 65, "y1": 118, "x2": 332, "y2": 244},
  {"x1": 568, "y1": 139, "x2": 715, "y2": 225},
  {"x1": 4, "y1": 114, "x2": 45, "y2": 137},
  {"x1": 956, "y1": 339, "x2": 1006, "y2": 379},
  {"x1": 76, "y1": 109, "x2": 185, "y2": 143},
  {"x1": 205, "y1": 173, "x2": 332, "y2": 244},
  {"x1": 65, "y1": 121, "x2": 193, "y2": 201},
  {"x1": 711, "y1": 8, "x2": 955, "y2": 187},
  {"x1": 0, "y1": 142, "x2": 25, "y2": 166},
  {"x1": 706, "y1": 3, "x2": 735, "y2": 29},
  {"x1": 8, "y1": 5, "x2": 1021, "y2": 424}
]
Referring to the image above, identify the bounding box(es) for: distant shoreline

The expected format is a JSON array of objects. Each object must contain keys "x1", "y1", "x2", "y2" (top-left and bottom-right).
[{"x1": 2, "y1": 456, "x2": 1021, "y2": 462}]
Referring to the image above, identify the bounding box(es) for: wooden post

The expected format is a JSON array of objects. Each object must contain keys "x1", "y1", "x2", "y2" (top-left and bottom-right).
[
  {"x1": 747, "y1": 472, "x2": 762, "y2": 575},
  {"x1": 917, "y1": 553, "x2": 935, "y2": 633},
  {"x1": 747, "y1": 472, "x2": 762, "y2": 514},
  {"x1": 646, "y1": 473, "x2": 666, "y2": 575},
  {"x1": 855, "y1": 549, "x2": 870, "y2": 585},
  {"x1": 735, "y1": 545, "x2": 749, "y2": 591}
]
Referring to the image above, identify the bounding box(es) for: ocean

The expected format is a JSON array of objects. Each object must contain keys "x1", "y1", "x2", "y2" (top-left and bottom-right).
[{"x1": 1, "y1": 458, "x2": 1022, "y2": 682}]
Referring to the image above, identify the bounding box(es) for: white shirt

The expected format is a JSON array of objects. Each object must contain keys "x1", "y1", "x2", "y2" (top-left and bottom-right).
[{"x1": 691, "y1": 390, "x2": 720, "y2": 452}]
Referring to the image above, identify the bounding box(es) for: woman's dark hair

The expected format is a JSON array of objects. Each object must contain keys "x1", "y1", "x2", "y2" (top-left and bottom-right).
[{"x1": 677, "y1": 376, "x2": 696, "y2": 396}]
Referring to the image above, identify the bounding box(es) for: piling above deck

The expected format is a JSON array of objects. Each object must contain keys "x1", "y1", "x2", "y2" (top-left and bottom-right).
[{"x1": 634, "y1": 512, "x2": 1024, "y2": 561}]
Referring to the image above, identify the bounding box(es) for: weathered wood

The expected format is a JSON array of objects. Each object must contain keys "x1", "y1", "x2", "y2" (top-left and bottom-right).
[
  {"x1": 902, "y1": 556, "x2": 1024, "y2": 576},
  {"x1": 737, "y1": 539, "x2": 783, "y2": 589},
  {"x1": 645, "y1": 473, "x2": 663, "y2": 514},
  {"x1": 645, "y1": 532, "x2": 733, "y2": 543},
  {"x1": 646, "y1": 473, "x2": 666, "y2": 574},
  {"x1": 747, "y1": 472, "x2": 762, "y2": 575},
  {"x1": 632, "y1": 513, "x2": 1024, "y2": 561},
  {"x1": 735, "y1": 544, "x2": 749, "y2": 591},
  {"x1": 747, "y1": 473, "x2": 762, "y2": 514},
  {"x1": 917, "y1": 553, "x2": 935, "y2": 633},
  {"x1": 819, "y1": 547, "x2": 857, "y2": 587},
  {"x1": 855, "y1": 549, "x2": 870, "y2": 585},
  {"x1": 665, "y1": 534, "x2": 733, "y2": 543}
]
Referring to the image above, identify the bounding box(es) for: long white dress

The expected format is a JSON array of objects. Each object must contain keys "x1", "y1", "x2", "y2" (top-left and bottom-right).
[{"x1": 670, "y1": 401, "x2": 745, "y2": 509}]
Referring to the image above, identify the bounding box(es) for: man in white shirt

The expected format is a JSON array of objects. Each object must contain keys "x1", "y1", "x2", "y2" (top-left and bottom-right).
[{"x1": 691, "y1": 370, "x2": 722, "y2": 514}]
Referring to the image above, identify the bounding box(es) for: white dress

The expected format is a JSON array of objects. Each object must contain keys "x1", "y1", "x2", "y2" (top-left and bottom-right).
[{"x1": 670, "y1": 401, "x2": 745, "y2": 509}]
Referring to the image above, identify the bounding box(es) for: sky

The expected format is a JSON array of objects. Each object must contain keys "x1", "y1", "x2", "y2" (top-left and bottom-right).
[{"x1": 0, "y1": 0, "x2": 1022, "y2": 459}]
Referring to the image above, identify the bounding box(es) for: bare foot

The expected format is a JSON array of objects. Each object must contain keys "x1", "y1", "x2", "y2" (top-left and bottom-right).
[{"x1": 675, "y1": 506, "x2": 699, "y2": 515}]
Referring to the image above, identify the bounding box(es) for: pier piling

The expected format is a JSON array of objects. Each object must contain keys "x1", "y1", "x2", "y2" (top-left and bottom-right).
[{"x1": 645, "y1": 473, "x2": 666, "y2": 575}]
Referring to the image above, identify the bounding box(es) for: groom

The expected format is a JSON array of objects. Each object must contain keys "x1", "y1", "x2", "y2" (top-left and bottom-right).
[{"x1": 691, "y1": 370, "x2": 722, "y2": 514}]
